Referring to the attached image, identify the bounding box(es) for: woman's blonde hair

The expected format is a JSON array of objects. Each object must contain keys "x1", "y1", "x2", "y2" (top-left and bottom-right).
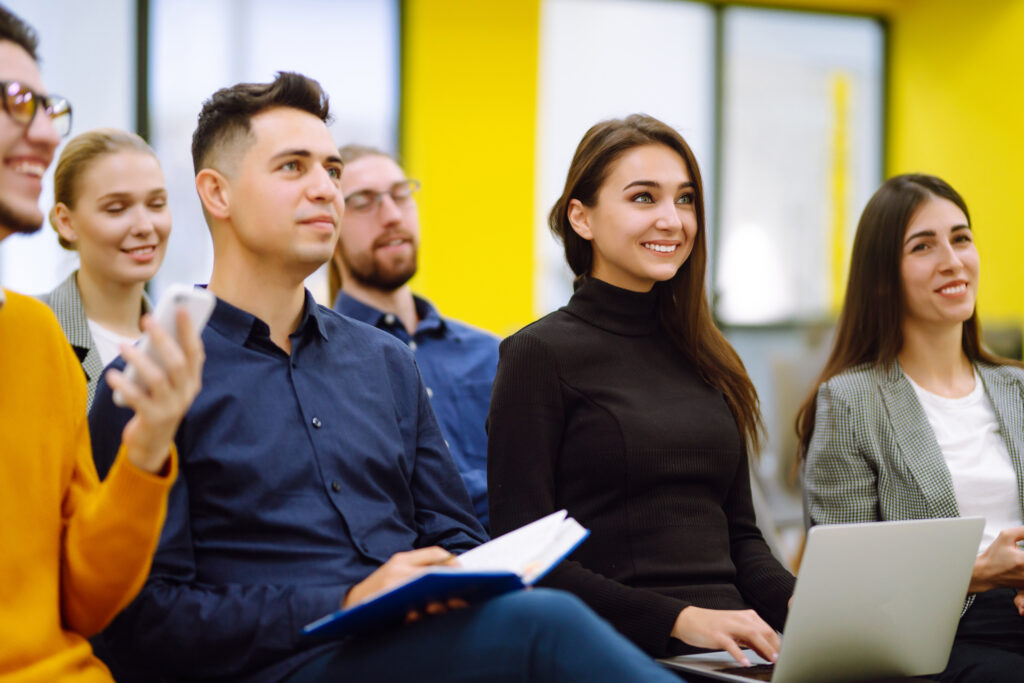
[{"x1": 49, "y1": 128, "x2": 156, "y2": 250}]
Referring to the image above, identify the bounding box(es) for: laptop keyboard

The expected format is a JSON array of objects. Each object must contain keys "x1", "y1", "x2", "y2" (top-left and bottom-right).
[{"x1": 717, "y1": 663, "x2": 776, "y2": 681}]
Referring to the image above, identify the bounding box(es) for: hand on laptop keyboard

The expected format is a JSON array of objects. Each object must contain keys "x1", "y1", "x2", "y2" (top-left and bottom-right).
[{"x1": 672, "y1": 606, "x2": 780, "y2": 667}]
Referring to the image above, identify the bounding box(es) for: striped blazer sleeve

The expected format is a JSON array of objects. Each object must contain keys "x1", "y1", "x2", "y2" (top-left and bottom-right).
[{"x1": 805, "y1": 379, "x2": 880, "y2": 525}]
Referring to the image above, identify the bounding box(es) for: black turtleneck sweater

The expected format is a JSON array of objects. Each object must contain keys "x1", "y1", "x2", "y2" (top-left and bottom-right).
[{"x1": 487, "y1": 277, "x2": 794, "y2": 657}]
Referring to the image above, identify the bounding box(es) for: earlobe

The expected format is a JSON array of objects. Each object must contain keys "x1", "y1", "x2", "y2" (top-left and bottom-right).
[
  {"x1": 195, "y1": 169, "x2": 231, "y2": 220},
  {"x1": 52, "y1": 204, "x2": 77, "y2": 244},
  {"x1": 567, "y1": 199, "x2": 593, "y2": 241}
]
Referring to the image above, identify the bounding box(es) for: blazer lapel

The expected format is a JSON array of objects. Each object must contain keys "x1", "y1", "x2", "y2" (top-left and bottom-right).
[
  {"x1": 978, "y1": 364, "x2": 1024, "y2": 519},
  {"x1": 48, "y1": 272, "x2": 104, "y2": 386},
  {"x1": 877, "y1": 362, "x2": 961, "y2": 518}
]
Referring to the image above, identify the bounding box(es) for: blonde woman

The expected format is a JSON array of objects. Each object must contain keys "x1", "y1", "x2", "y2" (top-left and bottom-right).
[{"x1": 41, "y1": 128, "x2": 171, "y2": 407}]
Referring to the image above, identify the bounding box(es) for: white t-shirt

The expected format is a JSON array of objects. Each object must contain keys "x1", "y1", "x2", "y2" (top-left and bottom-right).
[
  {"x1": 907, "y1": 370, "x2": 1021, "y2": 552},
  {"x1": 87, "y1": 318, "x2": 139, "y2": 368}
]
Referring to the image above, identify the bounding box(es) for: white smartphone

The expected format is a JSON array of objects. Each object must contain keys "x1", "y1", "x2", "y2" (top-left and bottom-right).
[{"x1": 112, "y1": 284, "x2": 216, "y2": 407}]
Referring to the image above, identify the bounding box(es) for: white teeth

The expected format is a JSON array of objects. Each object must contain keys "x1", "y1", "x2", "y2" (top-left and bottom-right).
[
  {"x1": 125, "y1": 246, "x2": 155, "y2": 254},
  {"x1": 642, "y1": 243, "x2": 676, "y2": 253},
  {"x1": 12, "y1": 161, "x2": 45, "y2": 177},
  {"x1": 939, "y1": 283, "x2": 967, "y2": 295}
]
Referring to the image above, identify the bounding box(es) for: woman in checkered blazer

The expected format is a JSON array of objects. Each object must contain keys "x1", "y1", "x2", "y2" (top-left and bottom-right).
[
  {"x1": 39, "y1": 128, "x2": 170, "y2": 408},
  {"x1": 796, "y1": 173, "x2": 1024, "y2": 681}
]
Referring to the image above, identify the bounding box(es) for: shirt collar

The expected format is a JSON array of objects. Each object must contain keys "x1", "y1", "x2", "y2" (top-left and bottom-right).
[
  {"x1": 333, "y1": 292, "x2": 448, "y2": 337},
  {"x1": 208, "y1": 288, "x2": 328, "y2": 346}
]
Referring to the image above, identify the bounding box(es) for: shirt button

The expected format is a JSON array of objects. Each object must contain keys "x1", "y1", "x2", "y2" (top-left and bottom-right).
[
  {"x1": 384, "y1": 314, "x2": 396, "y2": 326},
  {"x1": 311, "y1": 416, "x2": 323, "y2": 428},
  {"x1": 426, "y1": 386, "x2": 434, "y2": 398},
  {"x1": 409, "y1": 341, "x2": 418, "y2": 351},
  {"x1": 331, "y1": 480, "x2": 341, "y2": 492}
]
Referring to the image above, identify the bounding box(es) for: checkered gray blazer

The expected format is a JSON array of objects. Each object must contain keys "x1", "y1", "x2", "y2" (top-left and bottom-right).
[
  {"x1": 804, "y1": 359, "x2": 1024, "y2": 611},
  {"x1": 38, "y1": 271, "x2": 151, "y2": 410}
]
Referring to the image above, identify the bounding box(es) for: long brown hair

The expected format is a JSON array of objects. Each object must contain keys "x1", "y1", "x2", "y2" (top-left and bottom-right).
[
  {"x1": 795, "y1": 173, "x2": 1020, "y2": 459},
  {"x1": 550, "y1": 114, "x2": 764, "y2": 455}
]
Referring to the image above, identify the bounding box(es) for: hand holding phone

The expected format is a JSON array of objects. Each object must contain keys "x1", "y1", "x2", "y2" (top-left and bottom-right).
[{"x1": 113, "y1": 284, "x2": 215, "y2": 407}]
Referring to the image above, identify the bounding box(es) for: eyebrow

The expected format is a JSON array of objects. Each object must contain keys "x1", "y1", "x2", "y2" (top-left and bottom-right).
[
  {"x1": 270, "y1": 149, "x2": 344, "y2": 166},
  {"x1": 903, "y1": 224, "x2": 970, "y2": 245},
  {"x1": 95, "y1": 188, "x2": 167, "y2": 201},
  {"x1": 622, "y1": 180, "x2": 695, "y2": 192}
]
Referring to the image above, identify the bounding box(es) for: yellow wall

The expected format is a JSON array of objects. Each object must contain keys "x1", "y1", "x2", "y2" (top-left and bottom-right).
[
  {"x1": 402, "y1": 0, "x2": 540, "y2": 336},
  {"x1": 887, "y1": 0, "x2": 1024, "y2": 329}
]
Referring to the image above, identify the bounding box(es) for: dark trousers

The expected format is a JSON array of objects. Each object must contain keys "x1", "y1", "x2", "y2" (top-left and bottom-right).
[
  {"x1": 937, "y1": 588, "x2": 1024, "y2": 682},
  {"x1": 284, "y1": 588, "x2": 682, "y2": 683}
]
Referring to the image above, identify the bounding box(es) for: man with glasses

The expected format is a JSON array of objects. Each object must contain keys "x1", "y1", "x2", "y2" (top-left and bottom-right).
[
  {"x1": 0, "y1": 7, "x2": 203, "y2": 681},
  {"x1": 329, "y1": 145, "x2": 498, "y2": 529}
]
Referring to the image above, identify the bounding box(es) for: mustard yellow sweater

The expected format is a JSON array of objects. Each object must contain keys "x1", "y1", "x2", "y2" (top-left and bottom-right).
[{"x1": 0, "y1": 290, "x2": 176, "y2": 682}]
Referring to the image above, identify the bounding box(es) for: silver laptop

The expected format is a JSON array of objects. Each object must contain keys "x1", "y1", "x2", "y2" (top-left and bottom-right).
[{"x1": 660, "y1": 517, "x2": 984, "y2": 683}]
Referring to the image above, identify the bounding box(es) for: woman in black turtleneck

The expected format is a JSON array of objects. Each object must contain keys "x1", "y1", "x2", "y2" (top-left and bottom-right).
[{"x1": 487, "y1": 114, "x2": 794, "y2": 667}]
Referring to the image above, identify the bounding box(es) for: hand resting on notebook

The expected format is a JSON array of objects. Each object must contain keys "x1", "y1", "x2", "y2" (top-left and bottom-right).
[
  {"x1": 342, "y1": 546, "x2": 467, "y2": 624},
  {"x1": 672, "y1": 606, "x2": 781, "y2": 668}
]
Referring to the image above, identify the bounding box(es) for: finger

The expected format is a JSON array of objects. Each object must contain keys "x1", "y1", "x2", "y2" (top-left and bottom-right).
[
  {"x1": 743, "y1": 629, "x2": 780, "y2": 664},
  {"x1": 401, "y1": 546, "x2": 457, "y2": 567},
  {"x1": 119, "y1": 342, "x2": 171, "y2": 401},
  {"x1": 106, "y1": 367, "x2": 145, "y2": 409},
  {"x1": 1002, "y1": 526, "x2": 1024, "y2": 544},
  {"x1": 447, "y1": 597, "x2": 469, "y2": 610},
  {"x1": 424, "y1": 601, "x2": 446, "y2": 616},
  {"x1": 720, "y1": 638, "x2": 751, "y2": 668}
]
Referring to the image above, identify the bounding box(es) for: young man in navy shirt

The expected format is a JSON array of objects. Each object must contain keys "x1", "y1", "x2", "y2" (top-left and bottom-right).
[{"x1": 89, "y1": 72, "x2": 682, "y2": 683}]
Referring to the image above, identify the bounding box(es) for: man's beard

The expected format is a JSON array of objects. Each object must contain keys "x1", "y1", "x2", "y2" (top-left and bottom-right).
[
  {"x1": 342, "y1": 248, "x2": 418, "y2": 292},
  {"x1": 0, "y1": 198, "x2": 43, "y2": 234}
]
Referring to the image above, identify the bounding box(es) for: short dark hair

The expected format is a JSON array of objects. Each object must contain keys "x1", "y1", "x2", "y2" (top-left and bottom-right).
[
  {"x1": 0, "y1": 5, "x2": 40, "y2": 61},
  {"x1": 191, "y1": 71, "x2": 331, "y2": 174}
]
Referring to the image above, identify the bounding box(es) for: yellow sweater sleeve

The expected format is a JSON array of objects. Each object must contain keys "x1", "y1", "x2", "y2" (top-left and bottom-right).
[
  {"x1": 1, "y1": 291, "x2": 177, "y2": 677},
  {"x1": 57, "y1": 335, "x2": 178, "y2": 637}
]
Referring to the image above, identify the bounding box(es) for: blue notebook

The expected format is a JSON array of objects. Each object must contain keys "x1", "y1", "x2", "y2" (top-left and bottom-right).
[{"x1": 302, "y1": 510, "x2": 589, "y2": 640}]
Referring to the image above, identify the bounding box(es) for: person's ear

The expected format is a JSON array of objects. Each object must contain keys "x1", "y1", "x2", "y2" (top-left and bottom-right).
[
  {"x1": 195, "y1": 168, "x2": 232, "y2": 220},
  {"x1": 567, "y1": 198, "x2": 593, "y2": 241},
  {"x1": 51, "y1": 203, "x2": 77, "y2": 245}
]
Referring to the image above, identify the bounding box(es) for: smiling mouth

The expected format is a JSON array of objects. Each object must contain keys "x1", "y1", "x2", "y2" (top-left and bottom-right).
[
  {"x1": 642, "y1": 242, "x2": 677, "y2": 254},
  {"x1": 938, "y1": 283, "x2": 967, "y2": 295},
  {"x1": 8, "y1": 160, "x2": 46, "y2": 178},
  {"x1": 123, "y1": 246, "x2": 156, "y2": 255}
]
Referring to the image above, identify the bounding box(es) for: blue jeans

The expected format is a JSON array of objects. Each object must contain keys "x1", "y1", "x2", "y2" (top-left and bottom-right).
[{"x1": 285, "y1": 588, "x2": 683, "y2": 682}]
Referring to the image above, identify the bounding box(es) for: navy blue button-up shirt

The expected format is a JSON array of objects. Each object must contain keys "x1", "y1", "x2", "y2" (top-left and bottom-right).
[
  {"x1": 89, "y1": 291, "x2": 486, "y2": 683},
  {"x1": 334, "y1": 293, "x2": 499, "y2": 529}
]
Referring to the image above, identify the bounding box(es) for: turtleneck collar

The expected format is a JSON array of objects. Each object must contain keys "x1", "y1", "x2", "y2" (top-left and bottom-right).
[{"x1": 564, "y1": 276, "x2": 662, "y2": 336}]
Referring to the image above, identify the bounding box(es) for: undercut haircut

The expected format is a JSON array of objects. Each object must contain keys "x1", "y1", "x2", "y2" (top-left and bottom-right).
[
  {"x1": 0, "y1": 5, "x2": 40, "y2": 61},
  {"x1": 191, "y1": 71, "x2": 331, "y2": 175}
]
